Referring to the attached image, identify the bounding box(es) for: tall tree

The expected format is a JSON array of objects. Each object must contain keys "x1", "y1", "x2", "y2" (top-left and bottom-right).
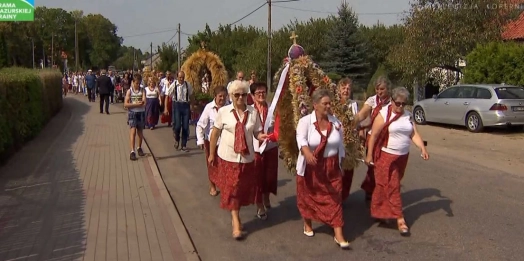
[
  {"x1": 82, "y1": 14, "x2": 122, "y2": 68},
  {"x1": 322, "y1": 1, "x2": 369, "y2": 82},
  {"x1": 387, "y1": 0, "x2": 510, "y2": 84},
  {"x1": 156, "y1": 43, "x2": 178, "y2": 72}
]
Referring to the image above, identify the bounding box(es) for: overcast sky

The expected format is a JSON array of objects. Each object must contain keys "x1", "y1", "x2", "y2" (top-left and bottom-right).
[{"x1": 38, "y1": 0, "x2": 411, "y2": 51}]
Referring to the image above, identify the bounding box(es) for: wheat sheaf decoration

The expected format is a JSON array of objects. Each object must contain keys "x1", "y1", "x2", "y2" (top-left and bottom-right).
[{"x1": 181, "y1": 42, "x2": 228, "y2": 95}]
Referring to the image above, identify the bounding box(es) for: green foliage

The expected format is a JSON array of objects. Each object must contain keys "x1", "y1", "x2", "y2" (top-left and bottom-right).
[
  {"x1": 0, "y1": 33, "x2": 8, "y2": 68},
  {"x1": 0, "y1": 68, "x2": 62, "y2": 163},
  {"x1": 387, "y1": 0, "x2": 509, "y2": 83},
  {"x1": 322, "y1": 2, "x2": 369, "y2": 81},
  {"x1": 463, "y1": 42, "x2": 524, "y2": 85},
  {"x1": 367, "y1": 64, "x2": 388, "y2": 97},
  {"x1": 195, "y1": 92, "x2": 213, "y2": 102},
  {"x1": 360, "y1": 23, "x2": 405, "y2": 74},
  {"x1": 327, "y1": 72, "x2": 342, "y2": 83},
  {"x1": 156, "y1": 43, "x2": 179, "y2": 73},
  {"x1": 113, "y1": 46, "x2": 144, "y2": 70}
]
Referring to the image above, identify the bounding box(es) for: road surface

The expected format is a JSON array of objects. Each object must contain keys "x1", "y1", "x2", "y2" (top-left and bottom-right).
[{"x1": 144, "y1": 123, "x2": 524, "y2": 261}]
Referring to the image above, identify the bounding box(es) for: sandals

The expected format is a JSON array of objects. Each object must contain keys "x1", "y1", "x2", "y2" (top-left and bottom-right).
[
  {"x1": 256, "y1": 209, "x2": 268, "y2": 220},
  {"x1": 397, "y1": 219, "x2": 410, "y2": 237},
  {"x1": 231, "y1": 221, "x2": 244, "y2": 240},
  {"x1": 209, "y1": 190, "x2": 219, "y2": 197}
]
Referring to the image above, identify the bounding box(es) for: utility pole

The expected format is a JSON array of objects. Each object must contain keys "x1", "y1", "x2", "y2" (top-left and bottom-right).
[
  {"x1": 267, "y1": 0, "x2": 272, "y2": 87},
  {"x1": 150, "y1": 42, "x2": 153, "y2": 69},
  {"x1": 75, "y1": 19, "x2": 79, "y2": 70},
  {"x1": 51, "y1": 34, "x2": 54, "y2": 67},
  {"x1": 133, "y1": 48, "x2": 136, "y2": 73},
  {"x1": 177, "y1": 23, "x2": 181, "y2": 71},
  {"x1": 31, "y1": 38, "x2": 35, "y2": 69}
]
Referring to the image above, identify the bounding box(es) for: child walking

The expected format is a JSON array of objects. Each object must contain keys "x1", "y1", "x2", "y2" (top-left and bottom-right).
[{"x1": 125, "y1": 73, "x2": 147, "y2": 160}]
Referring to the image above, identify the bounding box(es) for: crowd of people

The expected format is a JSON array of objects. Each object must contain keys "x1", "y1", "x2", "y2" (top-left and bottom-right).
[{"x1": 67, "y1": 67, "x2": 430, "y2": 249}]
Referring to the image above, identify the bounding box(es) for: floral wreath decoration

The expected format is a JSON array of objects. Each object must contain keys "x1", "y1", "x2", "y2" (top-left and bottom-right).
[{"x1": 271, "y1": 32, "x2": 362, "y2": 173}]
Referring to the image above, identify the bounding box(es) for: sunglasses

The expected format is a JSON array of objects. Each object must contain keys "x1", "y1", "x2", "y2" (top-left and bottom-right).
[
  {"x1": 394, "y1": 101, "x2": 407, "y2": 107},
  {"x1": 233, "y1": 93, "x2": 247, "y2": 98}
]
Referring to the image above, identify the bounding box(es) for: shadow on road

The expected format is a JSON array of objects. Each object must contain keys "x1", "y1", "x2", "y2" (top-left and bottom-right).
[
  {"x1": 402, "y1": 188, "x2": 454, "y2": 227},
  {"x1": 0, "y1": 98, "x2": 89, "y2": 260}
]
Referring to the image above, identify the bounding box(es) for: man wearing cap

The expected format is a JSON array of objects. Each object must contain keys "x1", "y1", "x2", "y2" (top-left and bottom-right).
[{"x1": 85, "y1": 70, "x2": 96, "y2": 102}]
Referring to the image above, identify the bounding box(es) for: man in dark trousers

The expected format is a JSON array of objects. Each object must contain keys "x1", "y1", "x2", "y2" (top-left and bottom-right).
[
  {"x1": 85, "y1": 69, "x2": 96, "y2": 102},
  {"x1": 96, "y1": 69, "x2": 113, "y2": 114}
]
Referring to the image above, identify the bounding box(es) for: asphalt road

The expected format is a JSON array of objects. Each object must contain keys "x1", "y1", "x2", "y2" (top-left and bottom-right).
[{"x1": 143, "y1": 124, "x2": 524, "y2": 261}]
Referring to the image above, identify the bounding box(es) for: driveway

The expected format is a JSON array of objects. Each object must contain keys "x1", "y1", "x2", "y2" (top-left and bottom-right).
[{"x1": 143, "y1": 124, "x2": 524, "y2": 261}]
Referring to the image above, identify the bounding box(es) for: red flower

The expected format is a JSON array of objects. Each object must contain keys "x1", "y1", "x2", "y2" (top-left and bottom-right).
[{"x1": 296, "y1": 86, "x2": 303, "y2": 93}]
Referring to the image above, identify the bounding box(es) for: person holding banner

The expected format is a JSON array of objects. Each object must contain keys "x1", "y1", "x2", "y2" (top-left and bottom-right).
[
  {"x1": 355, "y1": 76, "x2": 391, "y2": 202},
  {"x1": 364, "y1": 87, "x2": 429, "y2": 236},
  {"x1": 250, "y1": 82, "x2": 279, "y2": 210},
  {"x1": 207, "y1": 80, "x2": 268, "y2": 239},
  {"x1": 295, "y1": 88, "x2": 350, "y2": 249}
]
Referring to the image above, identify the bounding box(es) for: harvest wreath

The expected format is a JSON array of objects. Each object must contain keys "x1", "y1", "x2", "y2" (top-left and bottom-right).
[{"x1": 272, "y1": 33, "x2": 362, "y2": 173}]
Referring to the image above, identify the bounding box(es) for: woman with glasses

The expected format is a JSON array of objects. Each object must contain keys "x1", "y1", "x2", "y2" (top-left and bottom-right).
[
  {"x1": 365, "y1": 87, "x2": 429, "y2": 236},
  {"x1": 208, "y1": 80, "x2": 268, "y2": 239},
  {"x1": 296, "y1": 88, "x2": 350, "y2": 249},
  {"x1": 250, "y1": 82, "x2": 279, "y2": 214}
]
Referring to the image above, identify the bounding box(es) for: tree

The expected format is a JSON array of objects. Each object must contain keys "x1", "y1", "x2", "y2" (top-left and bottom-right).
[
  {"x1": 82, "y1": 14, "x2": 122, "y2": 68},
  {"x1": 156, "y1": 43, "x2": 178, "y2": 72},
  {"x1": 360, "y1": 23, "x2": 405, "y2": 75},
  {"x1": 367, "y1": 64, "x2": 389, "y2": 97},
  {"x1": 387, "y1": 0, "x2": 510, "y2": 84},
  {"x1": 322, "y1": 1, "x2": 369, "y2": 83},
  {"x1": 113, "y1": 46, "x2": 144, "y2": 70}
]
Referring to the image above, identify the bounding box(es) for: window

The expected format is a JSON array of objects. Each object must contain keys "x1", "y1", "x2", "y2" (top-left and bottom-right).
[
  {"x1": 475, "y1": 88, "x2": 492, "y2": 99},
  {"x1": 456, "y1": 86, "x2": 476, "y2": 98},
  {"x1": 495, "y1": 87, "x2": 524, "y2": 99},
  {"x1": 438, "y1": 87, "x2": 458, "y2": 98}
]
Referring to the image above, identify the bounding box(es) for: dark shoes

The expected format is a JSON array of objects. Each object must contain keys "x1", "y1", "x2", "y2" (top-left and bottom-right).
[
  {"x1": 130, "y1": 151, "x2": 137, "y2": 161},
  {"x1": 130, "y1": 148, "x2": 145, "y2": 161},
  {"x1": 137, "y1": 148, "x2": 145, "y2": 156}
]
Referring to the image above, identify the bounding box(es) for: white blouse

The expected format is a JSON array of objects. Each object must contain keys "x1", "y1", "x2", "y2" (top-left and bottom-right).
[
  {"x1": 379, "y1": 107, "x2": 413, "y2": 156},
  {"x1": 296, "y1": 112, "x2": 345, "y2": 176},
  {"x1": 364, "y1": 95, "x2": 391, "y2": 134},
  {"x1": 252, "y1": 107, "x2": 278, "y2": 153},
  {"x1": 196, "y1": 100, "x2": 219, "y2": 145},
  {"x1": 145, "y1": 87, "x2": 159, "y2": 98},
  {"x1": 214, "y1": 104, "x2": 262, "y2": 163}
]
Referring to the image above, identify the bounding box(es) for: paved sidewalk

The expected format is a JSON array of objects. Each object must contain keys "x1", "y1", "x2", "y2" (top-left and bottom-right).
[{"x1": 0, "y1": 96, "x2": 198, "y2": 261}]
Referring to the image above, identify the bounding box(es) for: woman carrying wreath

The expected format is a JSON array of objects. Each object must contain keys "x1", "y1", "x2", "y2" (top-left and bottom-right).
[{"x1": 295, "y1": 88, "x2": 350, "y2": 249}]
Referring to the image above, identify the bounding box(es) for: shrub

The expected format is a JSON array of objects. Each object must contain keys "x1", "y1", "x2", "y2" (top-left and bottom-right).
[
  {"x1": 0, "y1": 67, "x2": 63, "y2": 163},
  {"x1": 367, "y1": 63, "x2": 388, "y2": 97},
  {"x1": 463, "y1": 41, "x2": 524, "y2": 85}
]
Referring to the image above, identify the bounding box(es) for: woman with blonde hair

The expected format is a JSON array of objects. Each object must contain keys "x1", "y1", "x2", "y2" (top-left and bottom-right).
[
  {"x1": 145, "y1": 76, "x2": 161, "y2": 130},
  {"x1": 365, "y1": 87, "x2": 429, "y2": 236},
  {"x1": 296, "y1": 88, "x2": 350, "y2": 249},
  {"x1": 208, "y1": 80, "x2": 268, "y2": 239}
]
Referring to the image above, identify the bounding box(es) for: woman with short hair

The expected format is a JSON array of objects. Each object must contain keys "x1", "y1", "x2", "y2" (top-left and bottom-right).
[
  {"x1": 365, "y1": 87, "x2": 429, "y2": 236},
  {"x1": 196, "y1": 86, "x2": 228, "y2": 196},
  {"x1": 208, "y1": 80, "x2": 268, "y2": 239},
  {"x1": 296, "y1": 88, "x2": 350, "y2": 249}
]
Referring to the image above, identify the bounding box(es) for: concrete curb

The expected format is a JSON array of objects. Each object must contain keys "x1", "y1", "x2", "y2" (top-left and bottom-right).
[{"x1": 142, "y1": 140, "x2": 201, "y2": 261}]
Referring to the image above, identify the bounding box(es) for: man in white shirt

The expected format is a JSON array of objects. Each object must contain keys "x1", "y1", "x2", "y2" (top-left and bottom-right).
[{"x1": 164, "y1": 71, "x2": 193, "y2": 152}]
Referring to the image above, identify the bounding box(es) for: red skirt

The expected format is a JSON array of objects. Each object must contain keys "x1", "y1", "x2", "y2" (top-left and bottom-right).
[
  {"x1": 204, "y1": 140, "x2": 220, "y2": 187},
  {"x1": 216, "y1": 157, "x2": 257, "y2": 210},
  {"x1": 341, "y1": 169, "x2": 354, "y2": 201},
  {"x1": 371, "y1": 151, "x2": 409, "y2": 219},
  {"x1": 254, "y1": 147, "x2": 279, "y2": 197},
  {"x1": 296, "y1": 155, "x2": 344, "y2": 228},
  {"x1": 161, "y1": 96, "x2": 172, "y2": 124},
  {"x1": 361, "y1": 135, "x2": 375, "y2": 194}
]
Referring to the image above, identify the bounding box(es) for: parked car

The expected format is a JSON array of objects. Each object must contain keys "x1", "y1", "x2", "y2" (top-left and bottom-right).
[{"x1": 412, "y1": 84, "x2": 524, "y2": 132}]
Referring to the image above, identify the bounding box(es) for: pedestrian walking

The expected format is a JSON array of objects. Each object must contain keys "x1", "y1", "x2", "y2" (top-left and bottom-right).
[
  {"x1": 96, "y1": 69, "x2": 113, "y2": 114},
  {"x1": 164, "y1": 71, "x2": 192, "y2": 152}
]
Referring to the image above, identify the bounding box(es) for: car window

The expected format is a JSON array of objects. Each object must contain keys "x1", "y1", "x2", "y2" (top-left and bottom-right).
[
  {"x1": 475, "y1": 88, "x2": 492, "y2": 99},
  {"x1": 456, "y1": 86, "x2": 476, "y2": 98},
  {"x1": 495, "y1": 87, "x2": 524, "y2": 99},
  {"x1": 438, "y1": 87, "x2": 458, "y2": 98}
]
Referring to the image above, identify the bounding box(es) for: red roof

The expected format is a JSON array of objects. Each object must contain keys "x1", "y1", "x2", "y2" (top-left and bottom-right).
[{"x1": 502, "y1": 1, "x2": 524, "y2": 40}]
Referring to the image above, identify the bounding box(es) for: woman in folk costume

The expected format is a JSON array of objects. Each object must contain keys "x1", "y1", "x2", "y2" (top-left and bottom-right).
[
  {"x1": 160, "y1": 73, "x2": 174, "y2": 127},
  {"x1": 296, "y1": 88, "x2": 350, "y2": 249},
  {"x1": 145, "y1": 76, "x2": 161, "y2": 130},
  {"x1": 355, "y1": 76, "x2": 392, "y2": 202},
  {"x1": 208, "y1": 80, "x2": 269, "y2": 239},
  {"x1": 196, "y1": 86, "x2": 228, "y2": 196},
  {"x1": 250, "y1": 82, "x2": 279, "y2": 210},
  {"x1": 246, "y1": 71, "x2": 256, "y2": 105},
  {"x1": 333, "y1": 78, "x2": 360, "y2": 201},
  {"x1": 365, "y1": 87, "x2": 429, "y2": 236}
]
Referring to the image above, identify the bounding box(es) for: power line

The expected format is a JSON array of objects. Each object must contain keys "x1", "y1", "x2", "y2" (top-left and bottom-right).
[
  {"x1": 272, "y1": 4, "x2": 403, "y2": 15},
  {"x1": 121, "y1": 28, "x2": 178, "y2": 38}
]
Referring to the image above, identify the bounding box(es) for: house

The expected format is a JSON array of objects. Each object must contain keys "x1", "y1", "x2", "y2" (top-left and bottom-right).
[
  {"x1": 141, "y1": 53, "x2": 162, "y2": 70},
  {"x1": 502, "y1": 1, "x2": 524, "y2": 41}
]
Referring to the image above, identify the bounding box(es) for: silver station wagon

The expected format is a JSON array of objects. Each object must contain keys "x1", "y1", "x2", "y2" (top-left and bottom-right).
[{"x1": 412, "y1": 84, "x2": 524, "y2": 132}]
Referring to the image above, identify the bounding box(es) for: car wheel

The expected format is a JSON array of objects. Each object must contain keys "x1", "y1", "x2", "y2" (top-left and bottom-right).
[
  {"x1": 466, "y1": 112, "x2": 484, "y2": 132},
  {"x1": 413, "y1": 107, "x2": 427, "y2": 125}
]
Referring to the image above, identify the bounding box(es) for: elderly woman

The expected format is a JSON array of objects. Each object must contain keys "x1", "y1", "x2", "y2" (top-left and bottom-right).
[
  {"x1": 336, "y1": 78, "x2": 359, "y2": 201},
  {"x1": 208, "y1": 80, "x2": 268, "y2": 239},
  {"x1": 296, "y1": 88, "x2": 350, "y2": 249},
  {"x1": 355, "y1": 76, "x2": 392, "y2": 202},
  {"x1": 365, "y1": 87, "x2": 429, "y2": 236},
  {"x1": 145, "y1": 76, "x2": 161, "y2": 130},
  {"x1": 196, "y1": 86, "x2": 228, "y2": 196},
  {"x1": 251, "y1": 82, "x2": 279, "y2": 210}
]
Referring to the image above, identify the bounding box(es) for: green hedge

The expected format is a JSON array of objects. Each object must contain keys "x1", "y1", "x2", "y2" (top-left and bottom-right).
[
  {"x1": 0, "y1": 67, "x2": 63, "y2": 163},
  {"x1": 463, "y1": 42, "x2": 524, "y2": 85}
]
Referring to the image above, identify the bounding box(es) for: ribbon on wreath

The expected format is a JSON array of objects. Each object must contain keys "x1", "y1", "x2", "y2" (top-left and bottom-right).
[{"x1": 259, "y1": 62, "x2": 290, "y2": 152}]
